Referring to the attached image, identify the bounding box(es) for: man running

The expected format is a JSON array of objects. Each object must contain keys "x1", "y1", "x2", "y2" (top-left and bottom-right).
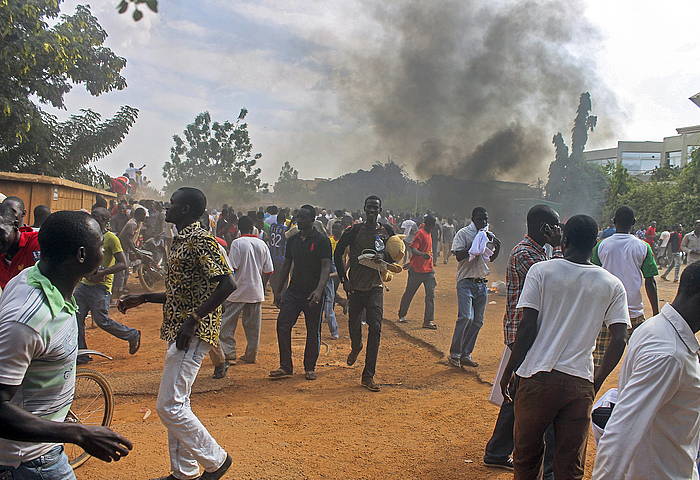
[
  {"x1": 75, "y1": 207, "x2": 141, "y2": 365},
  {"x1": 270, "y1": 205, "x2": 331, "y2": 381},
  {"x1": 398, "y1": 214, "x2": 438, "y2": 329},
  {"x1": 114, "y1": 207, "x2": 146, "y2": 296},
  {"x1": 0, "y1": 211, "x2": 132, "y2": 479},
  {"x1": 448, "y1": 207, "x2": 501, "y2": 368},
  {"x1": 335, "y1": 196, "x2": 395, "y2": 392},
  {"x1": 119, "y1": 187, "x2": 235, "y2": 480}
]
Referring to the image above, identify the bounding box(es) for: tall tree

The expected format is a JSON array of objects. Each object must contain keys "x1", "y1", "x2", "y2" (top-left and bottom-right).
[
  {"x1": 273, "y1": 161, "x2": 301, "y2": 197},
  {"x1": 163, "y1": 110, "x2": 267, "y2": 204},
  {"x1": 546, "y1": 92, "x2": 605, "y2": 216},
  {"x1": 0, "y1": 1, "x2": 134, "y2": 185}
]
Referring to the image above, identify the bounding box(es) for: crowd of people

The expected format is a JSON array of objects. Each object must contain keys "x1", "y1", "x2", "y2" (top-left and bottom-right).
[{"x1": 0, "y1": 185, "x2": 699, "y2": 480}]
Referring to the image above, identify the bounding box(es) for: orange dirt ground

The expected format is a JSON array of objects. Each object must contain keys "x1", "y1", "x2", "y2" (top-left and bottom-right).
[{"x1": 76, "y1": 259, "x2": 681, "y2": 480}]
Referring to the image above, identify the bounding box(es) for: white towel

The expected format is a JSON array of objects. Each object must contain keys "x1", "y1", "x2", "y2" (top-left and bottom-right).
[{"x1": 469, "y1": 228, "x2": 493, "y2": 261}]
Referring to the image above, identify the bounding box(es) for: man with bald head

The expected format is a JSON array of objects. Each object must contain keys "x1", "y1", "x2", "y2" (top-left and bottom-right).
[
  {"x1": 0, "y1": 204, "x2": 41, "y2": 289},
  {"x1": 484, "y1": 204, "x2": 561, "y2": 474},
  {"x1": 75, "y1": 207, "x2": 140, "y2": 364},
  {"x1": 2, "y1": 196, "x2": 27, "y2": 229}
]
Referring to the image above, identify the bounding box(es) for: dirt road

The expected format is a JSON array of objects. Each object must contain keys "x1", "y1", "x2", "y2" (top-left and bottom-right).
[{"x1": 76, "y1": 260, "x2": 680, "y2": 480}]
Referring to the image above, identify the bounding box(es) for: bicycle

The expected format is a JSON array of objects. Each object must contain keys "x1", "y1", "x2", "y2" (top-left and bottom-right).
[{"x1": 64, "y1": 349, "x2": 115, "y2": 469}]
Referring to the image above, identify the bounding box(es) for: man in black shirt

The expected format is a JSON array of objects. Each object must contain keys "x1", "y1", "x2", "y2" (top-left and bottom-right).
[
  {"x1": 270, "y1": 205, "x2": 332, "y2": 381},
  {"x1": 334, "y1": 195, "x2": 395, "y2": 392}
]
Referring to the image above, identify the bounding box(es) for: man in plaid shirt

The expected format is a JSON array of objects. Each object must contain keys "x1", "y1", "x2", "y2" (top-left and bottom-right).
[{"x1": 484, "y1": 205, "x2": 561, "y2": 475}]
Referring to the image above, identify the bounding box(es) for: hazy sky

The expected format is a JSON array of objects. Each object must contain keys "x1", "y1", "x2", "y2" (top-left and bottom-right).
[{"x1": 55, "y1": 0, "x2": 700, "y2": 188}]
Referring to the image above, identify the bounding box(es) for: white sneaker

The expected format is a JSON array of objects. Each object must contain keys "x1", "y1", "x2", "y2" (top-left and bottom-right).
[{"x1": 398, "y1": 317, "x2": 407, "y2": 323}]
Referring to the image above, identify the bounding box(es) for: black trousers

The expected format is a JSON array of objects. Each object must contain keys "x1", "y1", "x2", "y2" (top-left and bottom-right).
[
  {"x1": 348, "y1": 287, "x2": 383, "y2": 380},
  {"x1": 276, "y1": 289, "x2": 323, "y2": 373}
]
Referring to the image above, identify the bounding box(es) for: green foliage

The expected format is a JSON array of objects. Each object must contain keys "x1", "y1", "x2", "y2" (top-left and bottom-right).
[
  {"x1": 314, "y1": 161, "x2": 419, "y2": 211},
  {"x1": 273, "y1": 161, "x2": 301, "y2": 197},
  {"x1": 163, "y1": 110, "x2": 267, "y2": 206},
  {"x1": 602, "y1": 151, "x2": 700, "y2": 229},
  {"x1": 0, "y1": 106, "x2": 138, "y2": 189},
  {"x1": 0, "y1": 1, "x2": 132, "y2": 187},
  {"x1": 116, "y1": 0, "x2": 157, "y2": 21}
]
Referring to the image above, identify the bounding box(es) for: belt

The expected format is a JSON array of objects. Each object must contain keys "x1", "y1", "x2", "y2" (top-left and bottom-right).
[{"x1": 463, "y1": 277, "x2": 488, "y2": 283}]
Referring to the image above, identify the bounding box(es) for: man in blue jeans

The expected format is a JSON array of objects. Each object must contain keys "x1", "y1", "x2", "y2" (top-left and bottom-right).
[
  {"x1": 448, "y1": 207, "x2": 500, "y2": 368},
  {"x1": 0, "y1": 211, "x2": 132, "y2": 479},
  {"x1": 76, "y1": 207, "x2": 140, "y2": 364}
]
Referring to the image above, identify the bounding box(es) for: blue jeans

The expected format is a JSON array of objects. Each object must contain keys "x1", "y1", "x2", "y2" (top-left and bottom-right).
[
  {"x1": 75, "y1": 283, "x2": 138, "y2": 351},
  {"x1": 0, "y1": 446, "x2": 76, "y2": 480},
  {"x1": 323, "y1": 277, "x2": 339, "y2": 338},
  {"x1": 449, "y1": 278, "x2": 487, "y2": 360}
]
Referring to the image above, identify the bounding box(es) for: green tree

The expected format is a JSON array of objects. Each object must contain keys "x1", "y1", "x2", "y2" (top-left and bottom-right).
[
  {"x1": 273, "y1": 161, "x2": 301, "y2": 197},
  {"x1": 546, "y1": 92, "x2": 605, "y2": 216},
  {"x1": 1, "y1": 106, "x2": 138, "y2": 189},
  {"x1": 163, "y1": 110, "x2": 267, "y2": 205},
  {"x1": 0, "y1": 1, "x2": 133, "y2": 185},
  {"x1": 116, "y1": 0, "x2": 158, "y2": 21}
]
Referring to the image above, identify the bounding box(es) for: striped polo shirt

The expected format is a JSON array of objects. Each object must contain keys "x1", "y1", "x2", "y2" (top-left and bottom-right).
[{"x1": 0, "y1": 265, "x2": 78, "y2": 467}]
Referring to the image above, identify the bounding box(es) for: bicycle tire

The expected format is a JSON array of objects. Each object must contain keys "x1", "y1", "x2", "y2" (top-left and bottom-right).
[{"x1": 66, "y1": 369, "x2": 115, "y2": 469}]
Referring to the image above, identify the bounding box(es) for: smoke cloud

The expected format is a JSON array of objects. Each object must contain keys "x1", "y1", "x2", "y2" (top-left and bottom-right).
[{"x1": 329, "y1": 0, "x2": 619, "y2": 181}]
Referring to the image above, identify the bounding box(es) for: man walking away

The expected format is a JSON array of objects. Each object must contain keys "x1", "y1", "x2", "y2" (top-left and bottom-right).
[
  {"x1": 592, "y1": 262, "x2": 700, "y2": 480},
  {"x1": 269, "y1": 211, "x2": 288, "y2": 307},
  {"x1": 442, "y1": 218, "x2": 456, "y2": 264},
  {"x1": 682, "y1": 220, "x2": 700, "y2": 265},
  {"x1": 213, "y1": 216, "x2": 273, "y2": 378},
  {"x1": 30, "y1": 205, "x2": 50, "y2": 231},
  {"x1": 484, "y1": 205, "x2": 561, "y2": 475},
  {"x1": 118, "y1": 187, "x2": 235, "y2": 480},
  {"x1": 335, "y1": 196, "x2": 395, "y2": 392},
  {"x1": 592, "y1": 206, "x2": 658, "y2": 368},
  {"x1": 398, "y1": 215, "x2": 438, "y2": 329},
  {"x1": 76, "y1": 207, "x2": 141, "y2": 365},
  {"x1": 500, "y1": 215, "x2": 630, "y2": 480},
  {"x1": 657, "y1": 226, "x2": 671, "y2": 266},
  {"x1": 0, "y1": 211, "x2": 132, "y2": 479},
  {"x1": 270, "y1": 205, "x2": 331, "y2": 381},
  {"x1": 661, "y1": 224, "x2": 684, "y2": 282},
  {"x1": 448, "y1": 207, "x2": 501, "y2": 368}
]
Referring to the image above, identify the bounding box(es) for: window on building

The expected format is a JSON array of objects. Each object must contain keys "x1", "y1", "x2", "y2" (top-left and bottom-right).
[
  {"x1": 666, "y1": 151, "x2": 682, "y2": 168},
  {"x1": 588, "y1": 158, "x2": 616, "y2": 167},
  {"x1": 621, "y1": 151, "x2": 660, "y2": 174}
]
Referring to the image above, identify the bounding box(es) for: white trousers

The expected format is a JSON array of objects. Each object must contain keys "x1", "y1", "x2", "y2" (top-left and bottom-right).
[{"x1": 156, "y1": 339, "x2": 227, "y2": 480}]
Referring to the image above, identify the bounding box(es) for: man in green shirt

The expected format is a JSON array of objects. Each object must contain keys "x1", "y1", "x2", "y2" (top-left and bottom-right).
[{"x1": 76, "y1": 207, "x2": 140, "y2": 364}]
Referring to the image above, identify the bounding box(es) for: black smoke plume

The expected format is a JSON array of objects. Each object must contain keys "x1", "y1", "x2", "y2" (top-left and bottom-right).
[{"x1": 334, "y1": 0, "x2": 618, "y2": 181}]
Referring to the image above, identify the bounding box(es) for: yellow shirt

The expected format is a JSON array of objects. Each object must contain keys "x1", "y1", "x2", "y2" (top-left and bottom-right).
[
  {"x1": 82, "y1": 231, "x2": 123, "y2": 293},
  {"x1": 330, "y1": 236, "x2": 338, "y2": 254}
]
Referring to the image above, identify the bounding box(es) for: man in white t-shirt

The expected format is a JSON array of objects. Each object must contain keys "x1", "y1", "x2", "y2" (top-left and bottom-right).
[
  {"x1": 591, "y1": 206, "x2": 659, "y2": 367},
  {"x1": 213, "y1": 216, "x2": 273, "y2": 379},
  {"x1": 499, "y1": 215, "x2": 630, "y2": 480}
]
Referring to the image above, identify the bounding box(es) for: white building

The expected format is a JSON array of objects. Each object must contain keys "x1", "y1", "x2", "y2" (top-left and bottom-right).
[{"x1": 584, "y1": 125, "x2": 700, "y2": 176}]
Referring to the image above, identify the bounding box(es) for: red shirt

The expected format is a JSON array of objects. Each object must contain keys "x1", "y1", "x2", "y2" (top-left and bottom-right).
[
  {"x1": 409, "y1": 227, "x2": 433, "y2": 273},
  {"x1": 0, "y1": 231, "x2": 41, "y2": 288},
  {"x1": 645, "y1": 226, "x2": 656, "y2": 246}
]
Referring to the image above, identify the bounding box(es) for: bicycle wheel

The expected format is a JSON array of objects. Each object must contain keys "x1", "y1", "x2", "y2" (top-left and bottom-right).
[{"x1": 65, "y1": 369, "x2": 115, "y2": 469}]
